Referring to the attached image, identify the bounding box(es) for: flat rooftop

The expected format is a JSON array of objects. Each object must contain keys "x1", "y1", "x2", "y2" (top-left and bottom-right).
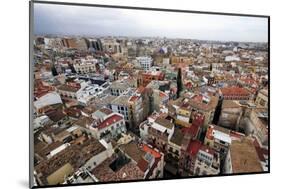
[{"x1": 230, "y1": 138, "x2": 263, "y2": 173}]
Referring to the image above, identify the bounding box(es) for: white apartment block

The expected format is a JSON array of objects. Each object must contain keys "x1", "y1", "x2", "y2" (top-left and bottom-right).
[{"x1": 136, "y1": 56, "x2": 153, "y2": 71}]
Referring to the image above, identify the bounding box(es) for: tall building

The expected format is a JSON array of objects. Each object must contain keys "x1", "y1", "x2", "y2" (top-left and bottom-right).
[
  {"x1": 136, "y1": 56, "x2": 153, "y2": 71},
  {"x1": 61, "y1": 38, "x2": 78, "y2": 49},
  {"x1": 75, "y1": 38, "x2": 88, "y2": 51},
  {"x1": 87, "y1": 39, "x2": 103, "y2": 51},
  {"x1": 102, "y1": 39, "x2": 122, "y2": 54}
]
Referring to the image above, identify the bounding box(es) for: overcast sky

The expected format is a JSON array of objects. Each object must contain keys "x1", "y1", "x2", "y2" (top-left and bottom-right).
[{"x1": 34, "y1": 3, "x2": 268, "y2": 42}]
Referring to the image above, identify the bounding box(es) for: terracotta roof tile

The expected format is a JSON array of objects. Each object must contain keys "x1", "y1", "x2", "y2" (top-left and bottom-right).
[
  {"x1": 98, "y1": 114, "x2": 123, "y2": 130},
  {"x1": 220, "y1": 86, "x2": 251, "y2": 96},
  {"x1": 186, "y1": 140, "x2": 202, "y2": 157},
  {"x1": 137, "y1": 158, "x2": 149, "y2": 172}
]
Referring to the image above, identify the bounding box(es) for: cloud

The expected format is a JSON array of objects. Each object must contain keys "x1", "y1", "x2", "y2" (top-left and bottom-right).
[{"x1": 33, "y1": 3, "x2": 268, "y2": 42}]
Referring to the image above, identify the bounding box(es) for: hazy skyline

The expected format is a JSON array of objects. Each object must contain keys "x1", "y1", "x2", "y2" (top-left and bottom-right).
[{"x1": 34, "y1": 3, "x2": 268, "y2": 42}]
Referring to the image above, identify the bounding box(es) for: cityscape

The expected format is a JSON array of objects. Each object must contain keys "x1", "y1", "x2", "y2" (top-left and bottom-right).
[{"x1": 32, "y1": 4, "x2": 269, "y2": 187}]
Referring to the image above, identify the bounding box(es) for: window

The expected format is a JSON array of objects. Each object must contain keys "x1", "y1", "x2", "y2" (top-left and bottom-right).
[{"x1": 220, "y1": 140, "x2": 226, "y2": 145}]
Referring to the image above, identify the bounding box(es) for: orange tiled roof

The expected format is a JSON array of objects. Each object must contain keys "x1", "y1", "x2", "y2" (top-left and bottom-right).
[
  {"x1": 98, "y1": 114, "x2": 123, "y2": 130},
  {"x1": 220, "y1": 86, "x2": 250, "y2": 96},
  {"x1": 142, "y1": 144, "x2": 161, "y2": 159}
]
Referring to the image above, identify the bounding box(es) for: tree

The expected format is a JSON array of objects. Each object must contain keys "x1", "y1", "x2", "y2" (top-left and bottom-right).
[{"x1": 176, "y1": 68, "x2": 183, "y2": 98}]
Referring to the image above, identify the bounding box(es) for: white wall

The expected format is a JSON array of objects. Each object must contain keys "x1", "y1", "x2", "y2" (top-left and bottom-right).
[{"x1": 83, "y1": 150, "x2": 111, "y2": 170}]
